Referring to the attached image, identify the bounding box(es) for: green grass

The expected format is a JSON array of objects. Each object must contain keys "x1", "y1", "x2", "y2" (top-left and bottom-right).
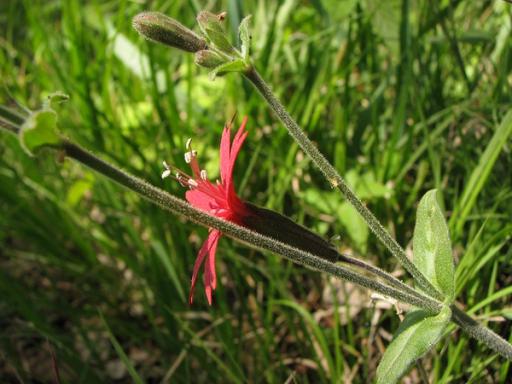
[{"x1": 1, "y1": 0, "x2": 511, "y2": 382}]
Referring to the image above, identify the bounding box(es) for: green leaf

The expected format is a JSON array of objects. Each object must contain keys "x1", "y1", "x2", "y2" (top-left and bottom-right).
[
  {"x1": 413, "y1": 189, "x2": 455, "y2": 301},
  {"x1": 338, "y1": 202, "x2": 369, "y2": 254},
  {"x1": 44, "y1": 91, "x2": 69, "y2": 109},
  {"x1": 209, "y1": 59, "x2": 247, "y2": 79},
  {"x1": 238, "y1": 15, "x2": 252, "y2": 60},
  {"x1": 376, "y1": 306, "x2": 451, "y2": 384},
  {"x1": 19, "y1": 108, "x2": 61, "y2": 156},
  {"x1": 363, "y1": 0, "x2": 400, "y2": 53}
]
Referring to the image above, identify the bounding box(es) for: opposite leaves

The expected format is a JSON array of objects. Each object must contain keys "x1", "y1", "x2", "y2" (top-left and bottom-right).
[
  {"x1": 413, "y1": 189, "x2": 455, "y2": 302},
  {"x1": 19, "y1": 93, "x2": 68, "y2": 156},
  {"x1": 376, "y1": 306, "x2": 451, "y2": 384},
  {"x1": 19, "y1": 109, "x2": 60, "y2": 156}
]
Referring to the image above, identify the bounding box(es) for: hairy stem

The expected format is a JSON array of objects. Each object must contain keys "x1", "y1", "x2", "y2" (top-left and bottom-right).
[
  {"x1": 338, "y1": 253, "x2": 424, "y2": 301},
  {"x1": 61, "y1": 139, "x2": 440, "y2": 311},
  {"x1": 451, "y1": 305, "x2": 512, "y2": 360},
  {"x1": 243, "y1": 67, "x2": 443, "y2": 301}
]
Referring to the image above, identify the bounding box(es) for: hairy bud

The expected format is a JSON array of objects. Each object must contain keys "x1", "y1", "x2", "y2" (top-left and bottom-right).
[
  {"x1": 133, "y1": 12, "x2": 207, "y2": 53},
  {"x1": 195, "y1": 50, "x2": 225, "y2": 68}
]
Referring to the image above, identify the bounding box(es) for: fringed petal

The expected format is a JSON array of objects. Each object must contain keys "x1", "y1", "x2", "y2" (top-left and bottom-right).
[
  {"x1": 188, "y1": 238, "x2": 210, "y2": 304},
  {"x1": 202, "y1": 230, "x2": 221, "y2": 305},
  {"x1": 220, "y1": 124, "x2": 231, "y2": 183},
  {"x1": 189, "y1": 229, "x2": 222, "y2": 304}
]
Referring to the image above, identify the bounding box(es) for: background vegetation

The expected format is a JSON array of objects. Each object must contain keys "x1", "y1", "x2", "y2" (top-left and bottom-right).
[{"x1": 1, "y1": 0, "x2": 511, "y2": 382}]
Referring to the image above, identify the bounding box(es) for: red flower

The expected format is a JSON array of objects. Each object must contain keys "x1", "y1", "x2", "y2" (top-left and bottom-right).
[{"x1": 163, "y1": 116, "x2": 250, "y2": 304}]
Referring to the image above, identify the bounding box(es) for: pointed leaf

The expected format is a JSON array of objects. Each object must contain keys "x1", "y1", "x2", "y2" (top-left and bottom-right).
[
  {"x1": 209, "y1": 59, "x2": 247, "y2": 79},
  {"x1": 19, "y1": 108, "x2": 61, "y2": 156},
  {"x1": 376, "y1": 306, "x2": 451, "y2": 384},
  {"x1": 44, "y1": 91, "x2": 69, "y2": 109},
  {"x1": 413, "y1": 189, "x2": 455, "y2": 301},
  {"x1": 238, "y1": 15, "x2": 252, "y2": 60}
]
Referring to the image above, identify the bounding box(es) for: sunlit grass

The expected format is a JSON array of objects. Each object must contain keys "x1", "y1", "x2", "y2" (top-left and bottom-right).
[{"x1": 0, "y1": 0, "x2": 511, "y2": 382}]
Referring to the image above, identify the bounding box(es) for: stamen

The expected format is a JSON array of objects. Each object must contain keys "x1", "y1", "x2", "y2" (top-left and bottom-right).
[
  {"x1": 188, "y1": 179, "x2": 199, "y2": 188},
  {"x1": 176, "y1": 173, "x2": 189, "y2": 187},
  {"x1": 200, "y1": 170, "x2": 208, "y2": 180},
  {"x1": 184, "y1": 150, "x2": 197, "y2": 164},
  {"x1": 160, "y1": 157, "x2": 201, "y2": 188},
  {"x1": 186, "y1": 138, "x2": 193, "y2": 151}
]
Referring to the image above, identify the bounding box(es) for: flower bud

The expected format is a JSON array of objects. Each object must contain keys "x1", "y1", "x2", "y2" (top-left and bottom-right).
[
  {"x1": 196, "y1": 11, "x2": 234, "y2": 54},
  {"x1": 195, "y1": 50, "x2": 225, "y2": 68},
  {"x1": 196, "y1": 11, "x2": 225, "y2": 35},
  {"x1": 132, "y1": 12, "x2": 207, "y2": 53}
]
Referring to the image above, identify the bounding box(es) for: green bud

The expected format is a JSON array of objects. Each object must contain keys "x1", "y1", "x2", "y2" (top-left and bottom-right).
[
  {"x1": 196, "y1": 11, "x2": 225, "y2": 35},
  {"x1": 133, "y1": 12, "x2": 207, "y2": 53},
  {"x1": 194, "y1": 50, "x2": 225, "y2": 68},
  {"x1": 196, "y1": 11, "x2": 234, "y2": 54}
]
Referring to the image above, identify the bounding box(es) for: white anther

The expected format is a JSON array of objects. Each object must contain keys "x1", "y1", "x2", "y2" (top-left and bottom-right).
[
  {"x1": 186, "y1": 138, "x2": 192, "y2": 150},
  {"x1": 188, "y1": 179, "x2": 199, "y2": 188},
  {"x1": 161, "y1": 169, "x2": 171, "y2": 179},
  {"x1": 162, "y1": 160, "x2": 170, "y2": 169},
  {"x1": 200, "y1": 170, "x2": 208, "y2": 180},
  {"x1": 184, "y1": 150, "x2": 197, "y2": 164}
]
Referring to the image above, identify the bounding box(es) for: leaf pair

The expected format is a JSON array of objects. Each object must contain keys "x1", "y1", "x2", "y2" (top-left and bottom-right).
[
  {"x1": 377, "y1": 189, "x2": 456, "y2": 383},
  {"x1": 194, "y1": 12, "x2": 252, "y2": 79},
  {"x1": 19, "y1": 93, "x2": 68, "y2": 156}
]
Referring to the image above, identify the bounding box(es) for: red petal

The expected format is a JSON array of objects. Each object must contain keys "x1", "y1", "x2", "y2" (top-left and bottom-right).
[
  {"x1": 186, "y1": 189, "x2": 215, "y2": 211},
  {"x1": 224, "y1": 117, "x2": 248, "y2": 201},
  {"x1": 220, "y1": 124, "x2": 231, "y2": 184},
  {"x1": 202, "y1": 230, "x2": 221, "y2": 305},
  {"x1": 189, "y1": 230, "x2": 221, "y2": 305},
  {"x1": 188, "y1": 238, "x2": 210, "y2": 304}
]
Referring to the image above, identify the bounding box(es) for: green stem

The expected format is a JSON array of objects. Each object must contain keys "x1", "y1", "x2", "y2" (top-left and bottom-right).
[
  {"x1": 243, "y1": 67, "x2": 443, "y2": 301},
  {"x1": 0, "y1": 119, "x2": 19, "y2": 134},
  {"x1": 451, "y1": 305, "x2": 512, "y2": 360},
  {"x1": 338, "y1": 253, "x2": 424, "y2": 301}
]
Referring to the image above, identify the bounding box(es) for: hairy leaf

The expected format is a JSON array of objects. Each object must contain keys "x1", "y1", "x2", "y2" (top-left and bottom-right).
[
  {"x1": 239, "y1": 15, "x2": 252, "y2": 60},
  {"x1": 376, "y1": 306, "x2": 451, "y2": 384},
  {"x1": 413, "y1": 189, "x2": 455, "y2": 301}
]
